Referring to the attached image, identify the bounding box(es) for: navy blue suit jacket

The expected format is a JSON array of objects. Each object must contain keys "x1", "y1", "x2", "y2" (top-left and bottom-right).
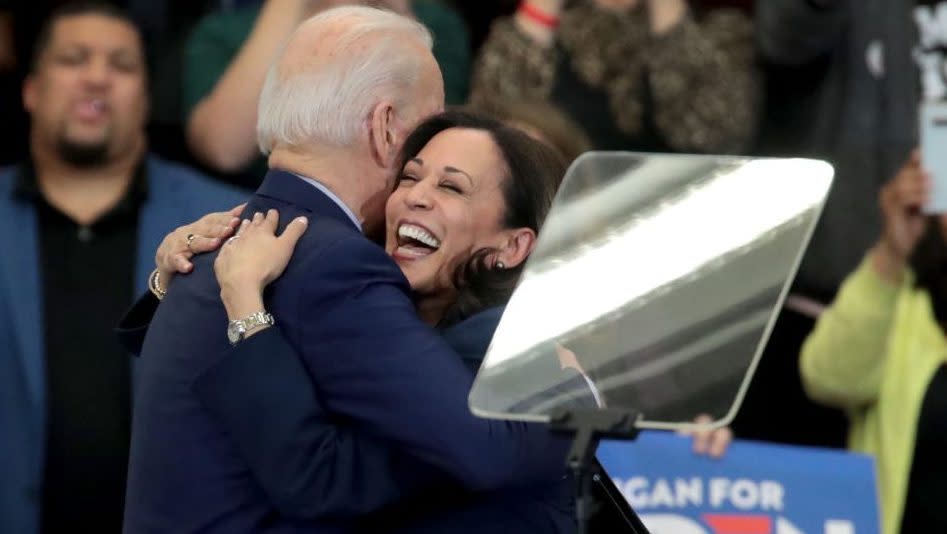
[
  {"x1": 366, "y1": 307, "x2": 577, "y2": 533},
  {"x1": 123, "y1": 170, "x2": 569, "y2": 533},
  {"x1": 0, "y1": 155, "x2": 246, "y2": 534},
  {"x1": 120, "y1": 304, "x2": 577, "y2": 533}
]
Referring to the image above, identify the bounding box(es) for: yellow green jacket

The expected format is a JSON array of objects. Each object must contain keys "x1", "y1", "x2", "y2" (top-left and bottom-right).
[{"x1": 800, "y1": 256, "x2": 947, "y2": 534}]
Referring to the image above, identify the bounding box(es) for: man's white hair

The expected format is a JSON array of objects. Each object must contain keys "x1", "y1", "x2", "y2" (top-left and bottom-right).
[{"x1": 257, "y1": 6, "x2": 433, "y2": 153}]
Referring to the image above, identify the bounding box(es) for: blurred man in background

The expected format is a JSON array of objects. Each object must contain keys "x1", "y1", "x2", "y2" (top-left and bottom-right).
[{"x1": 0, "y1": 3, "x2": 244, "y2": 533}]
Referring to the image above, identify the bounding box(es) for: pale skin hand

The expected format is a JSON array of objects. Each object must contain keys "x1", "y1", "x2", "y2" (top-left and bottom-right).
[
  {"x1": 872, "y1": 150, "x2": 934, "y2": 286},
  {"x1": 216, "y1": 210, "x2": 309, "y2": 335},
  {"x1": 154, "y1": 204, "x2": 245, "y2": 290}
]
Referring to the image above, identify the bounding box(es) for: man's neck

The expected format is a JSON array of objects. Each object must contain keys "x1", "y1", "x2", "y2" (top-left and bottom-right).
[
  {"x1": 269, "y1": 145, "x2": 381, "y2": 230},
  {"x1": 31, "y1": 143, "x2": 144, "y2": 226}
]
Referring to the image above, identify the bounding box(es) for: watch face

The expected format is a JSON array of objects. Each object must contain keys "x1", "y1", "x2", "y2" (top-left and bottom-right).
[{"x1": 227, "y1": 322, "x2": 243, "y2": 344}]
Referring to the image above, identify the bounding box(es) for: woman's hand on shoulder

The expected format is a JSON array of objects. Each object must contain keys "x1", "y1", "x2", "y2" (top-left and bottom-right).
[
  {"x1": 154, "y1": 204, "x2": 244, "y2": 289},
  {"x1": 215, "y1": 209, "x2": 309, "y2": 319}
]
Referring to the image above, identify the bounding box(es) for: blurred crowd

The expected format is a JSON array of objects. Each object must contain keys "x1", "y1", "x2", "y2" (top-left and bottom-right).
[{"x1": 0, "y1": 1, "x2": 944, "y2": 534}]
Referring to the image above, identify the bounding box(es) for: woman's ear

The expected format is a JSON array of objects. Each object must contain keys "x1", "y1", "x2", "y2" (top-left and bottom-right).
[
  {"x1": 368, "y1": 101, "x2": 400, "y2": 169},
  {"x1": 495, "y1": 228, "x2": 537, "y2": 269}
]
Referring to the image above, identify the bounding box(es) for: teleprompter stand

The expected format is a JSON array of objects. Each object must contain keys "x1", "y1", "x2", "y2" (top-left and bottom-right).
[{"x1": 549, "y1": 408, "x2": 651, "y2": 534}]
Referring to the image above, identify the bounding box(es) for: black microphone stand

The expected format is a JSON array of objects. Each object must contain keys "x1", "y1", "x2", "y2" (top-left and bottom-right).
[{"x1": 550, "y1": 408, "x2": 651, "y2": 534}]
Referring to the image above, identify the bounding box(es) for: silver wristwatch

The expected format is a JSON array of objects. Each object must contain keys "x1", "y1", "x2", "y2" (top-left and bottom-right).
[{"x1": 227, "y1": 311, "x2": 275, "y2": 346}]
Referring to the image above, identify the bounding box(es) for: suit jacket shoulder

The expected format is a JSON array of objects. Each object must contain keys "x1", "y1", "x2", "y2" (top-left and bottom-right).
[
  {"x1": 440, "y1": 306, "x2": 505, "y2": 372},
  {"x1": 294, "y1": 230, "x2": 409, "y2": 292}
]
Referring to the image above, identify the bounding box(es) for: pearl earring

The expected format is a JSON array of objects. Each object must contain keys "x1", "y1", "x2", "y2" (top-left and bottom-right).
[{"x1": 496, "y1": 261, "x2": 506, "y2": 270}]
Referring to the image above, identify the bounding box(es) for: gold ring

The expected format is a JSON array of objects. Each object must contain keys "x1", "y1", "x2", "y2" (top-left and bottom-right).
[{"x1": 185, "y1": 233, "x2": 197, "y2": 252}]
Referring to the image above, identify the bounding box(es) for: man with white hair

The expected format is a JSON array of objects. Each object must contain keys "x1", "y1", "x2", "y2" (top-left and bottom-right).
[{"x1": 123, "y1": 7, "x2": 568, "y2": 533}]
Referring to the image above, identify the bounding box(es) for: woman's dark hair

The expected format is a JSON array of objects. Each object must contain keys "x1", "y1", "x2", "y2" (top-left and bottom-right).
[
  {"x1": 470, "y1": 98, "x2": 592, "y2": 164},
  {"x1": 396, "y1": 109, "x2": 568, "y2": 327},
  {"x1": 910, "y1": 220, "x2": 947, "y2": 325}
]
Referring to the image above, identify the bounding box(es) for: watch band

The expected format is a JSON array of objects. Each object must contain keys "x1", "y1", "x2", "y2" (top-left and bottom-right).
[{"x1": 228, "y1": 311, "x2": 275, "y2": 345}]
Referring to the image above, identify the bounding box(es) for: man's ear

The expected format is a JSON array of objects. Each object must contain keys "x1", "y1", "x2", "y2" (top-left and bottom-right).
[
  {"x1": 495, "y1": 228, "x2": 537, "y2": 269},
  {"x1": 23, "y1": 75, "x2": 37, "y2": 114},
  {"x1": 368, "y1": 101, "x2": 400, "y2": 169}
]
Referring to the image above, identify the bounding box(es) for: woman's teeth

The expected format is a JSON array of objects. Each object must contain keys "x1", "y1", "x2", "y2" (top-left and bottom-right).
[{"x1": 398, "y1": 224, "x2": 440, "y2": 249}]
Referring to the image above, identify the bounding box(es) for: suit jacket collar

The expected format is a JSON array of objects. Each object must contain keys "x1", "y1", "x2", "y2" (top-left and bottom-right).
[
  {"x1": 0, "y1": 182, "x2": 43, "y2": 422},
  {"x1": 256, "y1": 169, "x2": 361, "y2": 232}
]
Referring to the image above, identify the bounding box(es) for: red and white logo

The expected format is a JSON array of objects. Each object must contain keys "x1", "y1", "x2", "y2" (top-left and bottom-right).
[{"x1": 641, "y1": 514, "x2": 855, "y2": 534}]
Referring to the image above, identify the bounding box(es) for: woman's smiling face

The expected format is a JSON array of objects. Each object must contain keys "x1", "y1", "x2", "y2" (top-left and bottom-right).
[{"x1": 384, "y1": 127, "x2": 511, "y2": 301}]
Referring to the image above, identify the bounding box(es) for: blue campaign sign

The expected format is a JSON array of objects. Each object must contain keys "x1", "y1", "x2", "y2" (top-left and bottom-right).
[{"x1": 597, "y1": 432, "x2": 879, "y2": 534}]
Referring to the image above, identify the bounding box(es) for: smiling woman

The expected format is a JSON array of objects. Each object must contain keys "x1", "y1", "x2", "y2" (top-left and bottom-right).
[{"x1": 386, "y1": 112, "x2": 565, "y2": 325}]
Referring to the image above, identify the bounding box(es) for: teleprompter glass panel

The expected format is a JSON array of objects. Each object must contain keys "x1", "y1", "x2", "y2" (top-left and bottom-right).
[{"x1": 468, "y1": 153, "x2": 834, "y2": 431}]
